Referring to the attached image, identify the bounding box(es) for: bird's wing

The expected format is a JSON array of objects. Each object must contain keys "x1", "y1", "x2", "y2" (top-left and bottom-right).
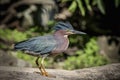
[{"x1": 14, "y1": 35, "x2": 57, "y2": 55}]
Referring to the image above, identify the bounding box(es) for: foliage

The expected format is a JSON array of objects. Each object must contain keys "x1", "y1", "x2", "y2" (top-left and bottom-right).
[
  {"x1": 62, "y1": 0, "x2": 120, "y2": 16},
  {"x1": 0, "y1": 29, "x2": 27, "y2": 42},
  {"x1": 0, "y1": 28, "x2": 37, "y2": 49},
  {"x1": 63, "y1": 37, "x2": 109, "y2": 70}
]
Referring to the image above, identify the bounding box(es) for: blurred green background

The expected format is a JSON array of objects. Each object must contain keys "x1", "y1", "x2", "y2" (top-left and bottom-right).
[{"x1": 0, "y1": 0, "x2": 120, "y2": 70}]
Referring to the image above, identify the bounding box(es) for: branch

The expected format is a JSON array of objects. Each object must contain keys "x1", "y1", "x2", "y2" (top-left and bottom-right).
[{"x1": 0, "y1": 63, "x2": 120, "y2": 80}]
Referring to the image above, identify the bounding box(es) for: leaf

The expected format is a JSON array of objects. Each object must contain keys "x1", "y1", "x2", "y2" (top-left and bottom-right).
[
  {"x1": 84, "y1": 0, "x2": 92, "y2": 11},
  {"x1": 77, "y1": 0, "x2": 85, "y2": 16},
  {"x1": 92, "y1": 0, "x2": 97, "y2": 6},
  {"x1": 68, "y1": 1, "x2": 77, "y2": 13},
  {"x1": 97, "y1": 0, "x2": 105, "y2": 14},
  {"x1": 115, "y1": 0, "x2": 120, "y2": 7}
]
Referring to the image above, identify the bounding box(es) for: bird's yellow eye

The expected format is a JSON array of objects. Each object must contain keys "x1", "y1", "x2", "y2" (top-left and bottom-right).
[
  {"x1": 66, "y1": 29, "x2": 74, "y2": 34},
  {"x1": 66, "y1": 29, "x2": 70, "y2": 32}
]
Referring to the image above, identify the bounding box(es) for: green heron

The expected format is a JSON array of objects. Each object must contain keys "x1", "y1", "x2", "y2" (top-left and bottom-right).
[{"x1": 14, "y1": 21, "x2": 86, "y2": 77}]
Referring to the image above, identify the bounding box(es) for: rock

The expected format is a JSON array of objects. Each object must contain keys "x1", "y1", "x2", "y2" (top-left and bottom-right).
[
  {"x1": 0, "y1": 50, "x2": 32, "y2": 67},
  {"x1": 0, "y1": 63, "x2": 120, "y2": 80}
]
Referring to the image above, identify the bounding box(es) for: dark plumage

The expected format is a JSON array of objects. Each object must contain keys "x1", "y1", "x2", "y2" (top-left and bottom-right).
[
  {"x1": 14, "y1": 35, "x2": 57, "y2": 56},
  {"x1": 53, "y1": 21, "x2": 73, "y2": 31}
]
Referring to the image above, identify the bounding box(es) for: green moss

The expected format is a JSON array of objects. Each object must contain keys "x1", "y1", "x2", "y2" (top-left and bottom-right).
[{"x1": 63, "y1": 37, "x2": 109, "y2": 70}]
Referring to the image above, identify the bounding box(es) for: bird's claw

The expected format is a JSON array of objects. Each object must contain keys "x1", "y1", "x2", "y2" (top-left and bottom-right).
[
  {"x1": 41, "y1": 72, "x2": 48, "y2": 76},
  {"x1": 42, "y1": 72, "x2": 56, "y2": 78},
  {"x1": 34, "y1": 71, "x2": 56, "y2": 78}
]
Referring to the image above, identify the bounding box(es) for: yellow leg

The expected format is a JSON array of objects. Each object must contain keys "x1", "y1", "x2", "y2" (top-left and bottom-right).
[
  {"x1": 35, "y1": 57, "x2": 44, "y2": 75},
  {"x1": 40, "y1": 56, "x2": 49, "y2": 76},
  {"x1": 35, "y1": 56, "x2": 48, "y2": 76},
  {"x1": 35, "y1": 55, "x2": 56, "y2": 77}
]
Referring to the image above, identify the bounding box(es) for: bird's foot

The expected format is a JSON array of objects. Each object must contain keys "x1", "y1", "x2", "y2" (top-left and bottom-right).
[
  {"x1": 42, "y1": 72, "x2": 56, "y2": 78},
  {"x1": 41, "y1": 72, "x2": 48, "y2": 76},
  {"x1": 34, "y1": 71, "x2": 56, "y2": 78}
]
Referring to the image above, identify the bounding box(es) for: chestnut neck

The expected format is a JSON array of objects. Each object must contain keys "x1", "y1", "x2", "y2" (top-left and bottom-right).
[{"x1": 53, "y1": 30, "x2": 68, "y2": 37}]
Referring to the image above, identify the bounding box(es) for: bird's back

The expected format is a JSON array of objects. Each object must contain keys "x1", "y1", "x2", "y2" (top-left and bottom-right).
[{"x1": 14, "y1": 35, "x2": 57, "y2": 56}]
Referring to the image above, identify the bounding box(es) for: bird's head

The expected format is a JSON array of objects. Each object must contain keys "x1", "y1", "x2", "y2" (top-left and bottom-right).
[{"x1": 53, "y1": 21, "x2": 86, "y2": 35}]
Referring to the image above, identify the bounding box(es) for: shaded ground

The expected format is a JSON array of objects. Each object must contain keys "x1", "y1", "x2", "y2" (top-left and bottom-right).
[
  {"x1": 0, "y1": 50, "x2": 32, "y2": 67},
  {"x1": 0, "y1": 63, "x2": 120, "y2": 80}
]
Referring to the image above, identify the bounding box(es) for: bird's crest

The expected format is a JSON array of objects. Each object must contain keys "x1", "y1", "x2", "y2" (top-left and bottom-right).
[{"x1": 54, "y1": 21, "x2": 74, "y2": 31}]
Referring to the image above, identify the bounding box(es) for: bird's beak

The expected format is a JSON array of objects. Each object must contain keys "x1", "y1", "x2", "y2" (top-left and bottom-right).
[{"x1": 70, "y1": 30, "x2": 86, "y2": 34}]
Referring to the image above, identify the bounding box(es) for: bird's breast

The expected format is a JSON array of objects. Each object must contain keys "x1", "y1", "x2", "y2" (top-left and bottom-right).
[{"x1": 51, "y1": 35, "x2": 69, "y2": 54}]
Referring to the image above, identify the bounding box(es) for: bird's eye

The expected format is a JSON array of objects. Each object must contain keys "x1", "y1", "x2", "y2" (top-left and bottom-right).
[{"x1": 66, "y1": 29, "x2": 70, "y2": 32}]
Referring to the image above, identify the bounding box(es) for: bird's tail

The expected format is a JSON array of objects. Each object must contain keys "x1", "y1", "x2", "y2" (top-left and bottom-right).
[{"x1": 13, "y1": 40, "x2": 28, "y2": 50}]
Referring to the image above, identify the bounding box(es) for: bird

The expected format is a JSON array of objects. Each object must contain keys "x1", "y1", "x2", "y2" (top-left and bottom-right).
[{"x1": 14, "y1": 21, "x2": 86, "y2": 77}]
